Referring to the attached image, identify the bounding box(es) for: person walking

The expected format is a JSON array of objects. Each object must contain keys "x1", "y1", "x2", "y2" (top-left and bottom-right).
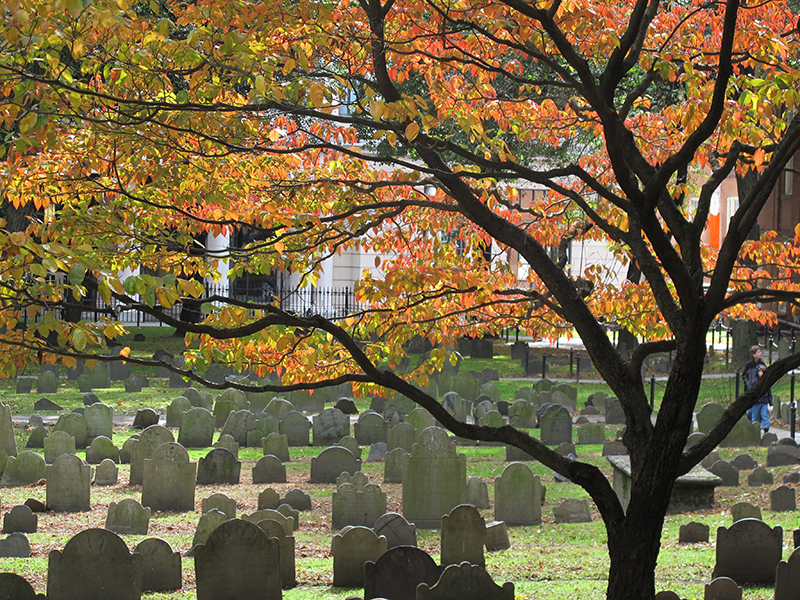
[
  {"x1": 742, "y1": 345, "x2": 765, "y2": 391},
  {"x1": 746, "y1": 364, "x2": 772, "y2": 433}
]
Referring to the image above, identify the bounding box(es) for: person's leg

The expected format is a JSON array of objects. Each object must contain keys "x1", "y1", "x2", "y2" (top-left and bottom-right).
[
  {"x1": 759, "y1": 404, "x2": 770, "y2": 431},
  {"x1": 747, "y1": 406, "x2": 756, "y2": 423}
]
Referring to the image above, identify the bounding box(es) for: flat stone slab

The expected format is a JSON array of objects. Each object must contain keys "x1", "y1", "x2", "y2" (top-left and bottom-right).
[{"x1": 608, "y1": 455, "x2": 722, "y2": 513}]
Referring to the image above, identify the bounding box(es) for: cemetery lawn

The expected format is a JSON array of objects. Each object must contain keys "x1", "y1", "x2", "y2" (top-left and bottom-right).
[{"x1": 1, "y1": 330, "x2": 799, "y2": 598}]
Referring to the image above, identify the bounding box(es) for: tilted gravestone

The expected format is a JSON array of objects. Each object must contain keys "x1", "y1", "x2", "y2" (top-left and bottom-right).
[
  {"x1": 85, "y1": 436, "x2": 119, "y2": 465},
  {"x1": 47, "y1": 528, "x2": 143, "y2": 600},
  {"x1": 196, "y1": 447, "x2": 241, "y2": 485},
  {"x1": 494, "y1": 461, "x2": 542, "y2": 526},
  {"x1": 53, "y1": 413, "x2": 88, "y2": 449},
  {"x1": 25, "y1": 427, "x2": 47, "y2": 450},
  {"x1": 331, "y1": 526, "x2": 387, "y2": 588},
  {"x1": 166, "y1": 397, "x2": 191, "y2": 428},
  {"x1": 258, "y1": 488, "x2": 280, "y2": 510},
  {"x1": 242, "y1": 509, "x2": 294, "y2": 535},
  {"x1": 94, "y1": 459, "x2": 118, "y2": 486},
  {"x1": 264, "y1": 398, "x2": 295, "y2": 421},
  {"x1": 0, "y1": 403, "x2": 17, "y2": 460},
  {"x1": 2, "y1": 505, "x2": 37, "y2": 534},
  {"x1": 332, "y1": 473, "x2": 387, "y2": 530},
  {"x1": 261, "y1": 432, "x2": 290, "y2": 462},
  {"x1": 387, "y1": 422, "x2": 416, "y2": 452},
  {"x1": 194, "y1": 518, "x2": 281, "y2": 600},
  {"x1": 130, "y1": 425, "x2": 174, "y2": 486},
  {"x1": 202, "y1": 492, "x2": 236, "y2": 519},
  {"x1": 212, "y1": 389, "x2": 250, "y2": 428},
  {"x1": 712, "y1": 518, "x2": 783, "y2": 585},
  {"x1": 355, "y1": 412, "x2": 388, "y2": 446},
  {"x1": 440, "y1": 504, "x2": 485, "y2": 568},
  {"x1": 0, "y1": 449, "x2": 44, "y2": 486},
  {"x1": 372, "y1": 512, "x2": 417, "y2": 550},
  {"x1": 383, "y1": 448, "x2": 409, "y2": 484},
  {"x1": 309, "y1": 446, "x2": 361, "y2": 484},
  {"x1": 134, "y1": 537, "x2": 181, "y2": 593},
  {"x1": 188, "y1": 509, "x2": 228, "y2": 556},
  {"x1": 416, "y1": 562, "x2": 515, "y2": 600},
  {"x1": 539, "y1": 404, "x2": 572, "y2": 446},
  {"x1": 402, "y1": 427, "x2": 467, "y2": 529},
  {"x1": 508, "y1": 400, "x2": 536, "y2": 428},
  {"x1": 747, "y1": 466, "x2": 774, "y2": 486},
  {"x1": 466, "y1": 476, "x2": 490, "y2": 509},
  {"x1": 141, "y1": 442, "x2": 196, "y2": 512},
  {"x1": 177, "y1": 408, "x2": 214, "y2": 448},
  {"x1": 255, "y1": 518, "x2": 297, "y2": 589},
  {"x1": 280, "y1": 411, "x2": 311, "y2": 446},
  {"x1": 364, "y1": 545, "x2": 441, "y2": 600},
  {"x1": 679, "y1": 522, "x2": 709, "y2": 544},
  {"x1": 775, "y1": 546, "x2": 800, "y2": 600},
  {"x1": 604, "y1": 398, "x2": 625, "y2": 425},
  {"x1": 105, "y1": 498, "x2": 150, "y2": 535},
  {"x1": 252, "y1": 455, "x2": 287, "y2": 484},
  {"x1": 44, "y1": 431, "x2": 76, "y2": 465},
  {"x1": 313, "y1": 407, "x2": 350, "y2": 446},
  {"x1": 220, "y1": 409, "x2": 258, "y2": 447},
  {"x1": 46, "y1": 454, "x2": 91, "y2": 512},
  {"x1": 709, "y1": 460, "x2": 739, "y2": 487}
]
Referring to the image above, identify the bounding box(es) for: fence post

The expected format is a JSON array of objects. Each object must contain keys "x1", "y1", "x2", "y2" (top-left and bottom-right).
[
  {"x1": 541, "y1": 352, "x2": 546, "y2": 379},
  {"x1": 650, "y1": 375, "x2": 656, "y2": 410},
  {"x1": 575, "y1": 353, "x2": 581, "y2": 383}
]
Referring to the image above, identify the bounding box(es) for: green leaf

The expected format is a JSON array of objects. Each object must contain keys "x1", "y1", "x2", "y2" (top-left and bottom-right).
[
  {"x1": 72, "y1": 329, "x2": 87, "y2": 351},
  {"x1": 68, "y1": 263, "x2": 86, "y2": 286}
]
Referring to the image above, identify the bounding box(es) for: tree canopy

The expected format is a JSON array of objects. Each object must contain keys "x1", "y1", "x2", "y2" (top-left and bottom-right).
[{"x1": 3, "y1": 0, "x2": 800, "y2": 598}]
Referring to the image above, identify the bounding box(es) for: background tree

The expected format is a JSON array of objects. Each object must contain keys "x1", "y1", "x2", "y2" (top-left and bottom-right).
[{"x1": 3, "y1": 0, "x2": 800, "y2": 598}]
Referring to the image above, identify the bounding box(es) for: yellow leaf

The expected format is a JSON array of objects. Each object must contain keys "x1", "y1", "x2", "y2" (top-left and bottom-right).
[
  {"x1": 268, "y1": 129, "x2": 281, "y2": 142},
  {"x1": 309, "y1": 83, "x2": 324, "y2": 107},
  {"x1": 282, "y1": 58, "x2": 296, "y2": 75},
  {"x1": 369, "y1": 100, "x2": 384, "y2": 121},
  {"x1": 254, "y1": 74, "x2": 266, "y2": 96},
  {"x1": 405, "y1": 122, "x2": 420, "y2": 141},
  {"x1": 119, "y1": 346, "x2": 130, "y2": 358}
]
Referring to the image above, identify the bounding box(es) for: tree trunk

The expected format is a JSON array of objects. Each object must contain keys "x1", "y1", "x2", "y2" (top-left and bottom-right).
[{"x1": 606, "y1": 512, "x2": 665, "y2": 600}]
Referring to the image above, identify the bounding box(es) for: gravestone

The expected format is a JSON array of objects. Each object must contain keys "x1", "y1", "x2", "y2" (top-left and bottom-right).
[
  {"x1": 252, "y1": 455, "x2": 287, "y2": 484},
  {"x1": 0, "y1": 404, "x2": 17, "y2": 460},
  {"x1": 46, "y1": 454, "x2": 91, "y2": 512},
  {"x1": 331, "y1": 526, "x2": 387, "y2": 588},
  {"x1": 94, "y1": 458, "x2": 118, "y2": 485},
  {"x1": 213, "y1": 434, "x2": 239, "y2": 458},
  {"x1": 264, "y1": 398, "x2": 295, "y2": 421},
  {"x1": 124, "y1": 376, "x2": 143, "y2": 393},
  {"x1": 188, "y1": 509, "x2": 228, "y2": 555},
  {"x1": 34, "y1": 398, "x2": 62, "y2": 411},
  {"x1": 2, "y1": 505, "x2": 37, "y2": 534},
  {"x1": 105, "y1": 498, "x2": 151, "y2": 535},
  {"x1": 120, "y1": 435, "x2": 138, "y2": 464},
  {"x1": 494, "y1": 461, "x2": 542, "y2": 526},
  {"x1": 202, "y1": 492, "x2": 236, "y2": 519},
  {"x1": 220, "y1": 409, "x2": 258, "y2": 447},
  {"x1": 166, "y1": 397, "x2": 191, "y2": 428},
  {"x1": 53, "y1": 413, "x2": 88, "y2": 449},
  {"x1": 0, "y1": 449, "x2": 44, "y2": 486},
  {"x1": 775, "y1": 546, "x2": 800, "y2": 600},
  {"x1": 709, "y1": 460, "x2": 739, "y2": 487},
  {"x1": 355, "y1": 412, "x2": 388, "y2": 446},
  {"x1": 0, "y1": 532, "x2": 31, "y2": 558},
  {"x1": 241, "y1": 509, "x2": 294, "y2": 536},
  {"x1": 177, "y1": 408, "x2": 214, "y2": 448},
  {"x1": 441, "y1": 504, "x2": 486, "y2": 568},
  {"x1": 25, "y1": 427, "x2": 47, "y2": 449},
  {"x1": 383, "y1": 448, "x2": 408, "y2": 483},
  {"x1": 309, "y1": 446, "x2": 361, "y2": 483},
  {"x1": 713, "y1": 518, "x2": 783, "y2": 584},
  {"x1": 730, "y1": 454, "x2": 758, "y2": 470},
  {"x1": 335, "y1": 398, "x2": 358, "y2": 415},
  {"x1": 212, "y1": 389, "x2": 250, "y2": 427},
  {"x1": 0, "y1": 572, "x2": 42, "y2": 599},
  {"x1": 278, "y1": 502, "x2": 300, "y2": 530},
  {"x1": 280, "y1": 411, "x2": 311, "y2": 446},
  {"x1": 47, "y1": 528, "x2": 143, "y2": 600},
  {"x1": 540, "y1": 404, "x2": 572, "y2": 446},
  {"x1": 196, "y1": 447, "x2": 241, "y2": 485},
  {"x1": 770, "y1": 485, "x2": 796, "y2": 511},
  {"x1": 508, "y1": 400, "x2": 536, "y2": 428},
  {"x1": 194, "y1": 518, "x2": 281, "y2": 600},
  {"x1": 37, "y1": 370, "x2": 58, "y2": 394},
  {"x1": 577, "y1": 423, "x2": 605, "y2": 445},
  {"x1": 258, "y1": 488, "x2": 281, "y2": 510},
  {"x1": 256, "y1": 518, "x2": 297, "y2": 589},
  {"x1": 262, "y1": 432, "x2": 290, "y2": 462},
  {"x1": 605, "y1": 398, "x2": 625, "y2": 425},
  {"x1": 720, "y1": 417, "x2": 762, "y2": 448},
  {"x1": 84, "y1": 403, "x2": 113, "y2": 442},
  {"x1": 402, "y1": 427, "x2": 467, "y2": 528},
  {"x1": 372, "y1": 512, "x2": 417, "y2": 550},
  {"x1": 281, "y1": 488, "x2": 312, "y2": 511},
  {"x1": 332, "y1": 474, "x2": 387, "y2": 529},
  {"x1": 364, "y1": 545, "x2": 441, "y2": 600},
  {"x1": 15, "y1": 377, "x2": 34, "y2": 394},
  {"x1": 85, "y1": 436, "x2": 119, "y2": 464},
  {"x1": 747, "y1": 466, "x2": 773, "y2": 486},
  {"x1": 313, "y1": 408, "x2": 350, "y2": 446},
  {"x1": 731, "y1": 501, "x2": 762, "y2": 522},
  {"x1": 697, "y1": 402, "x2": 725, "y2": 433},
  {"x1": 44, "y1": 431, "x2": 76, "y2": 465},
  {"x1": 704, "y1": 577, "x2": 741, "y2": 600},
  {"x1": 466, "y1": 476, "x2": 490, "y2": 509},
  {"x1": 387, "y1": 422, "x2": 416, "y2": 452},
  {"x1": 486, "y1": 520, "x2": 511, "y2": 552},
  {"x1": 141, "y1": 442, "x2": 196, "y2": 512},
  {"x1": 134, "y1": 538, "x2": 182, "y2": 593},
  {"x1": 767, "y1": 443, "x2": 800, "y2": 467},
  {"x1": 367, "y1": 442, "x2": 389, "y2": 462},
  {"x1": 679, "y1": 522, "x2": 709, "y2": 544},
  {"x1": 416, "y1": 562, "x2": 515, "y2": 600},
  {"x1": 130, "y1": 425, "x2": 174, "y2": 485},
  {"x1": 553, "y1": 498, "x2": 592, "y2": 523}
]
